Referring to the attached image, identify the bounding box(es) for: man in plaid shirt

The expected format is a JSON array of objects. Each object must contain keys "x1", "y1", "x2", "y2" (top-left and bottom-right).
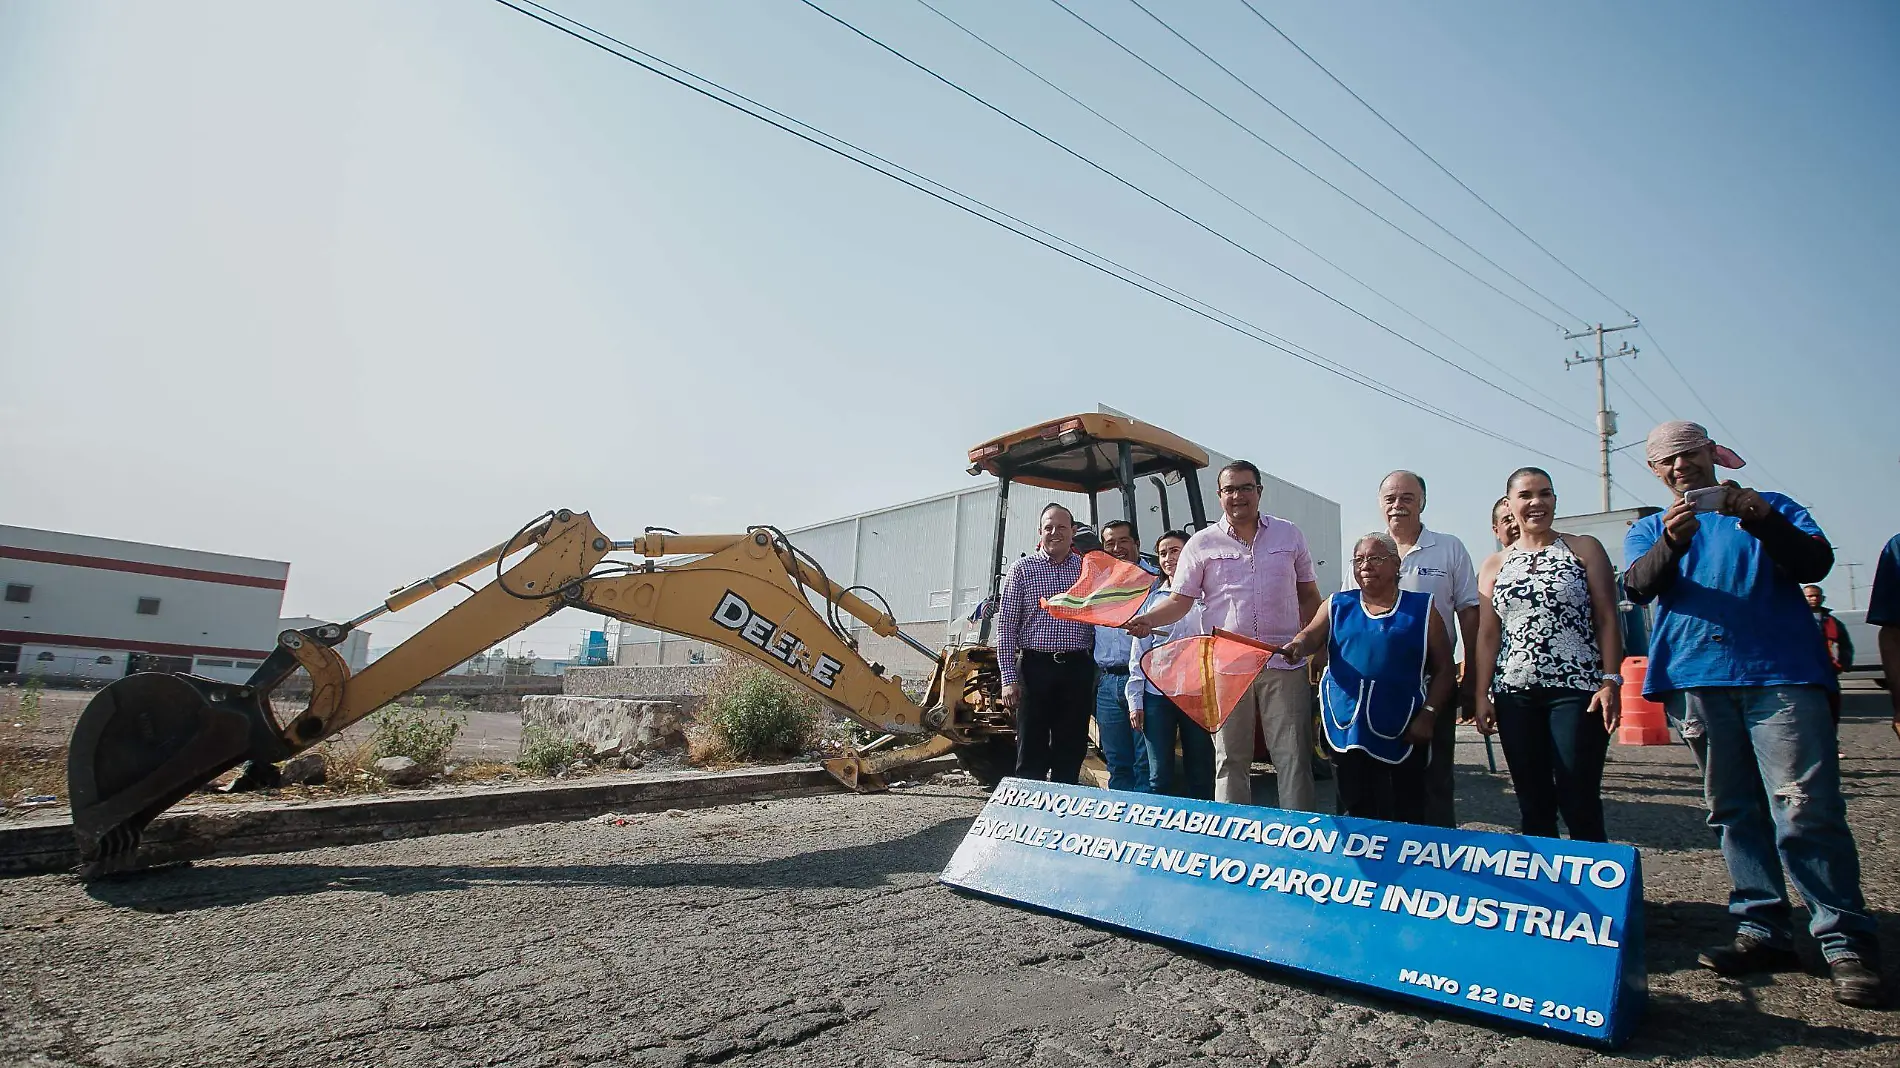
[{"x1": 997, "y1": 503, "x2": 1096, "y2": 784}]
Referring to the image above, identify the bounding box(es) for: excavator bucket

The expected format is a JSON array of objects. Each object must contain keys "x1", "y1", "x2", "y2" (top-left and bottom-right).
[
  {"x1": 821, "y1": 734, "x2": 957, "y2": 791},
  {"x1": 67, "y1": 672, "x2": 286, "y2": 874}
]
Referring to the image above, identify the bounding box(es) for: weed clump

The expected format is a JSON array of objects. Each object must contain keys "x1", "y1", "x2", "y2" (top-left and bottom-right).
[
  {"x1": 17, "y1": 677, "x2": 42, "y2": 726},
  {"x1": 316, "y1": 733, "x2": 379, "y2": 792},
  {"x1": 517, "y1": 722, "x2": 593, "y2": 776},
  {"x1": 690, "y1": 661, "x2": 822, "y2": 764},
  {"x1": 369, "y1": 702, "x2": 464, "y2": 773}
]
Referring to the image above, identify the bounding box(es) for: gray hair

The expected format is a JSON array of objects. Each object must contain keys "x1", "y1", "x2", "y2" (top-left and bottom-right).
[
  {"x1": 1380, "y1": 469, "x2": 1427, "y2": 504},
  {"x1": 1353, "y1": 531, "x2": 1400, "y2": 558}
]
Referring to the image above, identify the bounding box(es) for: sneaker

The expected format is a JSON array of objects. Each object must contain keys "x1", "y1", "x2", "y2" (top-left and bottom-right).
[
  {"x1": 1830, "y1": 958, "x2": 1885, "y2": 1008},
  {"x1": 1698, "y1": 935, "x2": 1801, "y2": 975}
]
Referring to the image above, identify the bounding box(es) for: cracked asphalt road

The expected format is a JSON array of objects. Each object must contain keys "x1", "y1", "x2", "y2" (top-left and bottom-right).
[{"x1": 2, "y1": 695, "x2": 1896, "y2": 1067}]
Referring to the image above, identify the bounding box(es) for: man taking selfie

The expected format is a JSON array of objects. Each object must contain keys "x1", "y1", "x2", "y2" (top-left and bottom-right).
[{"x1": 1623, "y1": 420, "x2": 1882, "y2": 1008}]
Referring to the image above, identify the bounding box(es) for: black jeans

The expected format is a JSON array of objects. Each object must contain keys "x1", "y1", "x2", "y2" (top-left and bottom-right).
[
  {"x1": 1334, "y1": 743, "x2": 1431, "y2": 824},
  {"x1": 1015, "y1": 651, "x2": 1094, "y2": 784},
  {"x1": 1494, "y1": 687, "x2": 1608, "y2": 841}
]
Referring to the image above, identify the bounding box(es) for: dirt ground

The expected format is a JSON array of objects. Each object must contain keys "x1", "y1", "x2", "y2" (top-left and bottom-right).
[{"x1": 1, "y1": 691, "x2": 1895, "y2": 1067}]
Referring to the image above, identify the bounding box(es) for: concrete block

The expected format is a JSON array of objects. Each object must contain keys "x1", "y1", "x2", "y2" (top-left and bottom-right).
[
  {"x1": 281, "y1": 752, "x2": 327, "y2": 787},
  {"x1": 374, "y1": 756, "x2": 427, "y2": 786},
  {"x1": 521, "y1": 696, "x2": 685, "y2": 756}
]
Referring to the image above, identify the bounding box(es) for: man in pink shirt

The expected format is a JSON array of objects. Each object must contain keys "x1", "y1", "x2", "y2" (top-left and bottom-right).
[{"x1": 1126, "y1": 460, "x2": 1324, "y2": 809}]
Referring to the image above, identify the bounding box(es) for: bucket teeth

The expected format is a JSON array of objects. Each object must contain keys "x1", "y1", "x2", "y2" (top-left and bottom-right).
[{"x1": 78, "y1": 825, "x2": 145, "y2": 879}]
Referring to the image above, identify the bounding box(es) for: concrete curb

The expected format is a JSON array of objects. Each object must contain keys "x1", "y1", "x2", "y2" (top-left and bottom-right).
[{"x1": 0, "y1": 756, "x2": 958, "y2": 878}]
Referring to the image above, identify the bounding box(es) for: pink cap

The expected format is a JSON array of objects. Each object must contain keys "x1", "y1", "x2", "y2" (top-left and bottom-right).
[{"x1": 1645, "y1": 420, "x2": 1745, "y2": 468}]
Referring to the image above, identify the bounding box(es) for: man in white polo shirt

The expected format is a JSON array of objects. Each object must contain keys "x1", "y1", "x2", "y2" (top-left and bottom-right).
[{"x1": 1344, "y1": 470, "x2": 1480, "y2": 827}]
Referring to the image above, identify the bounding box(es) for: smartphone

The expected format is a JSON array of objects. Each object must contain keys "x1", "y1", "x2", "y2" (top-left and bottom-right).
[{"x1": 1684, "y1": 486, "x2": 1727, "y2": 513}]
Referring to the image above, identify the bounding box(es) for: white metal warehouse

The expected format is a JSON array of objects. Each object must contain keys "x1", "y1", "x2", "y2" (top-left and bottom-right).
[
  {"x1": 613, "y1": 408, "x2": 1341, "y2": 675},
  {"x1": 0, "y1": 524, "x2": 290, "y2": 684}
]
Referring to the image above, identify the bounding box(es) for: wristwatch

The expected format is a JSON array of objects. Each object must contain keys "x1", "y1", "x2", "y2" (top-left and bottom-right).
[{"x1": 1600, "y1": 673, "x2": 1623, "y2": 686}]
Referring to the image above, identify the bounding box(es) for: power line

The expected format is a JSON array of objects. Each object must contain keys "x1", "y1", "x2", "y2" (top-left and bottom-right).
[
  {"x1": 909, "y1": 0, "x2": 1589, "y2": 421},
  {"x1": 1125, "y1": 0, "x2": 1590, "y2": 328},
  {"x1": 1240, "y1": 3, "x2": 1789, "y2": 490},
  {"x1": 1043, "y1": 0, "x2": 1571, "y2": 333},
  {"x1": 1635, "y1": 320, "x2": 1784, "y2": 489},
  {"x1": 1608, "y1": 375, "x2": 1660, "y2": 430},
  {"x1": 488, "y1": 0, "x2": 1593, "y2": 472},
  {"x1": 1239, "y1": 0, "x2": 1636, "y2": 321},
  {"x1": 796, "y1": 0, "x2": 1594, "y2": 434},
  {"x1": 1620, "y1": 360, "x2": 1678, "y2": 428},
  {"x1": 1611, "y1": 451, "x2": 1665, "y2": 505},
  {"x1": 1636, "y1": 322, "x2": 1732, "y2": 437}
]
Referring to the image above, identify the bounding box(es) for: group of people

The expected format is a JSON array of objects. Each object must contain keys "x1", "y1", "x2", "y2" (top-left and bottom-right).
[
  {"x1": 992, "y1": 420, "x2": 1885, "y2": 1009},
  {"x1": 995, "y1": 459, "x2": 1324, "y2": 807}
]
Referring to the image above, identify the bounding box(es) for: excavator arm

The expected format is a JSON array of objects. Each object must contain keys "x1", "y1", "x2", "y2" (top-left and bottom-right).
[{"x1": 66, "y1": 509, "x2": 1006, "y2": 873}]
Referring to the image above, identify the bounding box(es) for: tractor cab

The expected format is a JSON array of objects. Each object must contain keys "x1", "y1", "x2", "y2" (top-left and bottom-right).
[{"x1": 967, "y1": 413, "x2": 1209, "y2": 642}]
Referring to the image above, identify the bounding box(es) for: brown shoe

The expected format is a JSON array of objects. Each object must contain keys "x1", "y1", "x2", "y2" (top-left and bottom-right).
[{"x1": 1698, "y1": 935, "x2": 1800, "y2": 975}]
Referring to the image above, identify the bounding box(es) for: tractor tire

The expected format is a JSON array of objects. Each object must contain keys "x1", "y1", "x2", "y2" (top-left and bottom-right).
[{"x1": 953, "y1": 738, "x2": 1017, "y2": 789}]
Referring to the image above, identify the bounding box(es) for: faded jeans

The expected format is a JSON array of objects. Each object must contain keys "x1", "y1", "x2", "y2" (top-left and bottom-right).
[
  {"x1": 1664, "y1": 685, "x2": 1877, "y2": 963},
  {"x1": 1094, "y1": 671, "x2": 1150, "y2": 792}
]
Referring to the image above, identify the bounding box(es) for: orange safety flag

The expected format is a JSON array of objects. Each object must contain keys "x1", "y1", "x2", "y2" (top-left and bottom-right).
[
  {"x1": 1138, "y1": 629, "x2": 1282, "y2": 733},
  {"x1": 1039, "y1": 550, "x2": 1155, "y2": 627}
]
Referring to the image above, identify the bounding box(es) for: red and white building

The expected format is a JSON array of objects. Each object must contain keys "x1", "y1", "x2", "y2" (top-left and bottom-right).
[{"x1": 1, "y1": 524, "x2": 290, "y2": 684}]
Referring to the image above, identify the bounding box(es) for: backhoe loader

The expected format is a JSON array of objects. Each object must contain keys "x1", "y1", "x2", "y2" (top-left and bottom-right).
[{"x1": 65, "y1": 413, "x2": 1209, "y2": 875}]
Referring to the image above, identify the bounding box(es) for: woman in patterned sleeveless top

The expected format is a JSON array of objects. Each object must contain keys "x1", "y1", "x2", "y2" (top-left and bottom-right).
[{"x1": 1474, "y1": 467, "x2": 1625, "y2": 841}]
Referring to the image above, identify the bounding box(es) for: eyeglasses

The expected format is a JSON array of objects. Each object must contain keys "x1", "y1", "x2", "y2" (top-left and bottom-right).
[
  {"x1": 1352, "y1": 555, "x2": 1397, "y2": 566},
  {"x1": 1218, "y1": 484, "x2": 1261, "y2": 496}
]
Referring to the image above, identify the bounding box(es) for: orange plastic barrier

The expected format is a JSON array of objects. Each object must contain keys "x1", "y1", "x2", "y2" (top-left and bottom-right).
[{"x1": 1616, "y1": 656, "x2": 1672, "y2": 745}]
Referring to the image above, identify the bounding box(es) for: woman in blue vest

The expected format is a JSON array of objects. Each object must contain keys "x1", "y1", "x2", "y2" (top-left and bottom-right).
[{"x1": 1281, "y1": 532, "x2": 1456, "y2": 822}]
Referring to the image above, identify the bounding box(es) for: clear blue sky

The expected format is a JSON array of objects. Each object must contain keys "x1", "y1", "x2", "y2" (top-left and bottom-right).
[{"x1": 2, "y1": 0, "x2": 1896, "y2": 654}]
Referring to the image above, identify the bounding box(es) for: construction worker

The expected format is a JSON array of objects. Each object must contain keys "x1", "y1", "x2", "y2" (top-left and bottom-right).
[
  {"x1": 1623, "y1": 420, "x2": 1881, "y2": 1009},
  {"x1": 1805, "y1": 585, "x2": 1855, "y2": 673},
  {"x1": 1806, "y1": 584, "x2": 1854, "y2": 728}
]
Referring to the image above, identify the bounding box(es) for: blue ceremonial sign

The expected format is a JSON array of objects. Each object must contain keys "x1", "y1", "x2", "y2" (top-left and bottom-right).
[{"x1": 941, "y1": 778, "x2": 1644, "y2": 1046}]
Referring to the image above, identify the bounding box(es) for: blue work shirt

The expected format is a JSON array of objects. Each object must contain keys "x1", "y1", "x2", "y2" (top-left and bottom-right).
[
  {"x1": 1624, "y1": 492, "x2": 1836, "y2": 696},
  {"x1": 1867, "y1": 532, "x2": 1900, "y2": 628},
  {"x1": 1092, "y1": 560, "x2": 1159, "y2": 670}
]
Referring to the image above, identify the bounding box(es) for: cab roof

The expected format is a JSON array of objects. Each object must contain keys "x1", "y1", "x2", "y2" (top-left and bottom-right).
[{"x1": 967, "y1": 413, "x2": 1209, "y2": 494}]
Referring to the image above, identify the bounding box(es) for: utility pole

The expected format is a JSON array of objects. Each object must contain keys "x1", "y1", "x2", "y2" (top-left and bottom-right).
[
  {"x1": 1564, "y1": 321, "x2": 1641, "y2": 512},
  {"x1": 1844, "y1": 562, "x2": 1862, "y2": 610}
]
